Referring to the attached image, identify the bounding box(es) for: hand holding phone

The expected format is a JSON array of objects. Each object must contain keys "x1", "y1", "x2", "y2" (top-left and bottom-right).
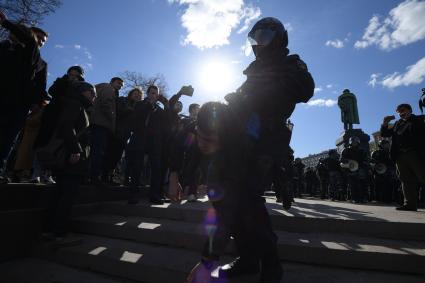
[{"x1": 180, "y1": 85, "x2": 194, "y2": 97}]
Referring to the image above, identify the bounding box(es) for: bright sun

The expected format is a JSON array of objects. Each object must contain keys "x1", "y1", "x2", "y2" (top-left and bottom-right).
[{"x1": 200, "y1": 61, "x2": 234, "y2": 95}]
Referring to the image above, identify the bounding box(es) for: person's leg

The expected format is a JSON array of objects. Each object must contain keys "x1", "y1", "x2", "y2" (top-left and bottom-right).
[
  {"x1": 243, "y1": 197, "x2": 282, "y2": 282},
  {"x1": 102, "y1": 137, "x2": 126, "y2": 183},
  {"x1": 216, "y1": 194, "x2": 261, "y2": 278},
  {"x1": 320, "y1": 178, "x2": 328, "y2": 199},
  {"x1": 90, "y1": 125, "x2": 109, "y2": 181},
  {"x1": 147, "y1": 140, "x2": 163, "y2": 202},
  {"x1": 31, "y1": 156, "x2": 42, "y2": 182},
  {"x1": 0, "y1": 105, "x2": 29, "y2": 176},
  {"x1": 127, "y1": 149, "x2": 144, "y2": 203},
  {"x1": 273, "y1": 162, "x2": 292, "y2": 209},
  {"x1": 227, "y1": 157, "x2": 282, "y2": 281},
  {"x1": 410, "y1": 152, "x2": 425, "y2": 190},
  {"x1": 396, "y1": 153, "x2": 419, "y2": 209},
  {"x1": 50, "y1": 175, "x2": 81, "y2": 237},
  {"x1": 348, "y1": 174, "x2": 361, "y2": 203},
  {"x1": 328, "y1": 172, "x2": 337, "y2": 200}
]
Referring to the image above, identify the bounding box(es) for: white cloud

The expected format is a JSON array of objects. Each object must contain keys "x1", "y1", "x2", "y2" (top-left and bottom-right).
[
  {"x1": 237, "y1": 5, "x2": 261, "y2": 34},
  {"x1": 381, "y1": 57, "x2": 425, "y2": 89},
  {"x1": 355, "y1": 0, "x2": 425, "y2": 50},
  {"x1": 325, "y1": 39, "x2": 344, "y2": 48},
  {"x1": 170, "y1": 0, "x2": 261, "y2": 49},
  {"x1": 55, "y1": 44, "x2": 93, "y2": 71},
  {"x1": 284, "y1": 22, "x2": 293, "y2": 32},
  {"x1": 306, "y1": 99, "x2": 338, "y2": 107},
  {"x1": 84, "y1": 50, "x2": 92, "y2": 60},
  {"x1": 326, "y1": 84, "x2": 333, "y2": 89},
  {"x1": 314, "y1": 87, "x2": 323, "y2": 93},
  {"x1": 368, "y1": 73, "x2": 381, "y2": 87}
]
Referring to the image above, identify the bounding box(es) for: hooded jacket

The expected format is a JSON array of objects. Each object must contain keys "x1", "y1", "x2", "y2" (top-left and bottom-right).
[{"x1": 35, "y1": 81, "x2": 93, "y2": 175}]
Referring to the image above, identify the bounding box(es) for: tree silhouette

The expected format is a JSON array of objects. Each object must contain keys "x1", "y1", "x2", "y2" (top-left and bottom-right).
[
  {"x1": 0, "y1": 0, "x2": 62, "y2": 39},
  {"x1": 119, "y1": 70, "x2": 169, "y2": 97}
]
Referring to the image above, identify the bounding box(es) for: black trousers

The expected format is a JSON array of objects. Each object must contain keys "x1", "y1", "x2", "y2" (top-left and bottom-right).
[
  {"x1": 45, "y1": 174, "x2": 81, "y2": 236},
  {"x1": 0, "y1": 103, "x2": 29, "y2": 170},
  {"x1": 127, "y1": 138, "x2": 163, "y2": 200},
  {"x1": 203, "y1": 157, "x2": 280, "y2": 268},
  {"x1": 102, "y1": 136, "x2": 127, "y2": 176},
  {"x1": 90, "y1": 125, "x2": 111, "y2": 178}
]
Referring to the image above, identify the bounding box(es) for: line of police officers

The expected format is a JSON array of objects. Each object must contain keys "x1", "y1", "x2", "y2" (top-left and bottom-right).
[{"x1": 284, "y1": 138, "x2": 403, "y2": 205}]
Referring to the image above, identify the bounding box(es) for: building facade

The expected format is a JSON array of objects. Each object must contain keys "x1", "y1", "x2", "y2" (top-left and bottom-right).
[{"x1": 301, "y1": 149, "x2": 334, "y2": 169}]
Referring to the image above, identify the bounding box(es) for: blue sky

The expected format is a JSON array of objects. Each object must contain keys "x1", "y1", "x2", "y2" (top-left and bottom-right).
[{"x1": 37, "y1": 0, "x2": 425, "y2": 158}]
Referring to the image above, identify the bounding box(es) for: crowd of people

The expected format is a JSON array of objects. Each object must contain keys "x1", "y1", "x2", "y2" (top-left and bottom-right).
[
  {"x1": 1, "y1": 9, "x2": 425, "y2": 283},
  {"x1": 283, "y1": 139, "x2": 424, "y2": 207},
  {"x1": 270, "y1": 102, "x2": 425, "y2": 212}
]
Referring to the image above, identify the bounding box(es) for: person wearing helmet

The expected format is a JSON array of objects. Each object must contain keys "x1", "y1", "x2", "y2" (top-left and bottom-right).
[
  {"x1": 225, "y1": 17, "x2": 313, "y2": 281},
  {"x1": 324, "y1": 149, "x2": 344, "y2": 200},
  {"x1": 292, "y1": 157, "x2": 305, "y2": 198},
  {"x1": 226, "y1": 16, "x2": 314, "y2": 205},
  {"x1": 316, "y1": 157, "x2": 329, "y2": 199},
  {"x1": 370, "y1": 140, "x2": 397, "y2": 203},
  {"x1": 184, "y1": 17, "x2": 315, "y2": 283},
  {"x1": 340, "y1": 136, "x2": 369, "y2": 203}
]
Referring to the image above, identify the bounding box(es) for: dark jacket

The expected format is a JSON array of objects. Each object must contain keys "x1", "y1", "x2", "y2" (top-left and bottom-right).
[
  {"x1": 90, "y1": 83, "x2": 117, "y2": 132},
  {"x1": 115, "y1": 96, "x2": 137, "y2": 141},
  {"x1": 169, "y1": 118, "x2": 198, "y2": 173},
  {"x1": 0, "y1": 20, "x2": 40, "y2": 106},
  {"x1": 48, "y1": 75, "x2": 85, "y2": 99},
  {"x1": 129, "y1": 99, "x2": 166, "y2": 149},
  {"x1": 227, "y1": 53, "x2": 314, "y2": 157},
  {"x1": 32, "y1": 58, "x2": 48, "y2": 103},
  {"x1": 380, "y1": 114, "x2": 425, "y2": 161},
  {"x1": 35, "y1": 82, "x2": 92, "y2": 175},
  {"x1": 166, "y1": 93, "x2": 183, "y2": 138},
  {"x1": 341, "y1": 146, "x2": 369, "y2": 167}
]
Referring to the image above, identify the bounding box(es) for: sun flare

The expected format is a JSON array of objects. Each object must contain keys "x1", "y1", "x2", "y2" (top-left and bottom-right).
[{"x1": 200, "y1": 61, "x2": 235, "y2": 95}]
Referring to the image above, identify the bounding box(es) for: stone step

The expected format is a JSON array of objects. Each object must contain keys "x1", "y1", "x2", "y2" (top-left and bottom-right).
[
  {"x1": 33, "y1": 234, "x2": 425, "y2": 283},
  {"x1": 0, "y1": 258, "x2": 138, "y2": 283},
  {"x1": 71, "y1": 214, "x2": 425, "y2": 274},
  {"x1": 90, "y1": 199, "x2": 425, "y2": 240},
  {"x1": 1, "y1": 208, "x2": 44, "y2": 262},
  {"x1": 33, "y1": 234, "x2": 202, "y2": 283}
]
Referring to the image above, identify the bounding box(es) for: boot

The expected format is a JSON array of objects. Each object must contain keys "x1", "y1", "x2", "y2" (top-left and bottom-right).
[{"x1": 218, "y1": 256, "x2": 260, "y2": 278}]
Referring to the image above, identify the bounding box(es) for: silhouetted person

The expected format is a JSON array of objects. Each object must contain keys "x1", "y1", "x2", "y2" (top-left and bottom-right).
[
  {"x1": 0, "y1": 11, "x2": 48, "y2": 182},
  {"x1": 381, "y1": 103, "x2": 425, "y2": 211}
]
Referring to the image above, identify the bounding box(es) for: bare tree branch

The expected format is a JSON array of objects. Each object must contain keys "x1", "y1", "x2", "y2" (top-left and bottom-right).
[
  {"x1": 0, "y1": 0, "x2": 62, "y2": 39},
  {"x1": 119, "y1": 71, "x2": 169, "y2": 98}
]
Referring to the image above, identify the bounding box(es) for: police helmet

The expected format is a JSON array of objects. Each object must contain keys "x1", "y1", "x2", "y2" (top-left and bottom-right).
[{"x1": 248, "y1": 17, "x2": 288, "y2": 57}]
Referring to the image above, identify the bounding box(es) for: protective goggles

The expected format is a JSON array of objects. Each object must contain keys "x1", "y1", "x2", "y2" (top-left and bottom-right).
[{"x1": 248, "y1": 29, "x2": 276, "y2": 46}]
